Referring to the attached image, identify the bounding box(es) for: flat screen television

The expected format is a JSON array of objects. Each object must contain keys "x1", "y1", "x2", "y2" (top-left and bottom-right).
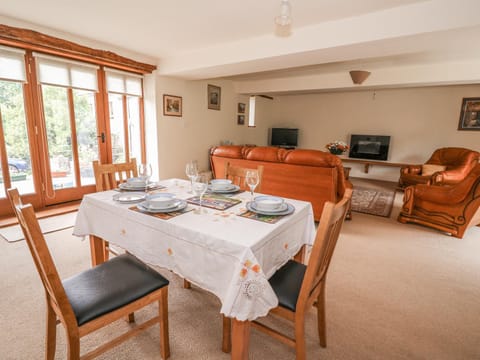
[
  {"x1": 270, "y1": 128, "x2": 298, "y2": 148},
  {"x1": 348, "y1": 134, "x2": 391, "y2": 161}
]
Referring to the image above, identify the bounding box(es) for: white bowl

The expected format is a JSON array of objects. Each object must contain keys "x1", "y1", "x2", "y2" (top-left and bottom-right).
[
  {"x1": 254, "y1": 196, "x2": 284, "y2": 211},
  {"x1": 146, "y1": 193, "x2": 176, "y2": 209},
  {"x1": 210, "y1": 179, "x2": 232, "y2": 190},
  {"x1": 127, "y1": 177, "x2": 147, "y2": 187}
]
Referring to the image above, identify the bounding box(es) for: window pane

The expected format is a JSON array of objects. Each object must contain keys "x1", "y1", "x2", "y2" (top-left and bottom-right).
[
  {"x1": 108, "y1": 93, "x2": 126, "y2": 163},
  {"x1": 127, "y1": 96, "x2": 141, "y2": 162},
  {"x1": 71, "y1": 67, "x2": 98, "y2": 91},
  {"x1": 38, "y1": 62, "x2": 70, "y2": 87},
  {"x1": 42, "y1": 85, "x2": 75, "y2": 189},
  {"x1": 0, "y1": 80, "x2": 34, "y2": 195},
  {"x1": 106, "y1": 69, "x2": 143, "y2": 96},
  {"x1": 0, "y1": 54, "x2": 26, "y2": 82},
  {"x1": 73, "y1": 89, "x2": 98, "y2": 186},
  {"x1": 126, "y1": 77, "x2": 142, "y2": 96},
  {"x1": 106, "y1": 73, "x2": 125, "y2": 93},
  {"x1": 36, "y1": 55, "x2": 98, "y2": 91}
]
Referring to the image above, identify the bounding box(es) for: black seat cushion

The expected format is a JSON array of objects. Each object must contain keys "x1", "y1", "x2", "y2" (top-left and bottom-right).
[
  {"x1": 269, "y1": 260, "x2": 306, "y2": 312},
  {"x1": 63, "y1": 254, "x2": 169, "y2": 326}
]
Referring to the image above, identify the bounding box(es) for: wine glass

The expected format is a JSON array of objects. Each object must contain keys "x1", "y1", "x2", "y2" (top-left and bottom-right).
[
  {"x1": 192, "y1": 174, "x2": 208, "y2": 214},
  {"x1": 138, "y1": 163, "x2": 152, "y2": 185},
  {"x1": 245, "y1": 170, "x2": 259, "y2": 201},
  {"x1": 185, "y1": 161, "x2": 198, "y2": 193}
]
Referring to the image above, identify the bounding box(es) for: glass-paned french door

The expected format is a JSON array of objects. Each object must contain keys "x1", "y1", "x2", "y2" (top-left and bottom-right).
[{"x1": 0, "y1": 47, "x2": 146, "y2": 215}]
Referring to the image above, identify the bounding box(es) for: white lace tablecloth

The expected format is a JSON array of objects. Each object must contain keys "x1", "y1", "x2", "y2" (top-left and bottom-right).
[{"x1": 73, "y1": 179, "x2": 316, "y2": 321}]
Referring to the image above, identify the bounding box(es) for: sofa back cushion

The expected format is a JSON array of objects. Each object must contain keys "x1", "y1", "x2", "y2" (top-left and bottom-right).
[{"x1": 210, "y1": 146, "x2": 349, "y2": 220}]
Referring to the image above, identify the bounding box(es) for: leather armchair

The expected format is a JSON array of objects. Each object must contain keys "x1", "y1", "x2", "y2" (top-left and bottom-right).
[
  {"x1": 398, "y1": 164, "x2": 480, "y2": 238},
  {"x1": 399, "y1": 147, "x2": 479, "y2": 188}
]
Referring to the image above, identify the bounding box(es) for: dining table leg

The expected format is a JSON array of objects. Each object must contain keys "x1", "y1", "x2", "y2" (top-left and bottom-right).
[
  {"x1": 89, "y1": 235, "x2": 108, "y2": 266},
  {"x1": 231, "y1": 318, "x2": 250, "y2": 360}
]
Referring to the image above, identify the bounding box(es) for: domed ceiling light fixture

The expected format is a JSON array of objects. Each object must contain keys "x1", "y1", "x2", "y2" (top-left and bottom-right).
[{"x1": 349, "y1": 70, "x2": 371, "y2": 85}]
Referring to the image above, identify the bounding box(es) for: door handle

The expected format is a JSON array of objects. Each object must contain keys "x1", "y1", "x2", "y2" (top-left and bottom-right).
[{"x1": 97, "y1": 132, "x2": 105, "y2": 143}]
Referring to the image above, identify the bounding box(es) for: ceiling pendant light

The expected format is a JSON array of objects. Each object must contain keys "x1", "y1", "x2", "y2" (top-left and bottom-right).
[{"x1": 275, "y1": 0, "x2": 292, "y2": 27}]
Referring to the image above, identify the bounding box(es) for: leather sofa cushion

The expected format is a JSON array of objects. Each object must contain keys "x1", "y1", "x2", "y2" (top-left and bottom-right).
[
  {"x1": 63, "y1": 254, "x2": 169, "y2": 326},
  {"x1": 269, "y1": 260, "x2": 306, "y2": 312},
  {"x1": 210, "y1": 145, "x2": 352, "y2": 220}
]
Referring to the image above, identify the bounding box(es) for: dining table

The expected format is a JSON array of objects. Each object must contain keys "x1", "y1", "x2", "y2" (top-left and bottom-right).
[{"x1": 73, "y1": 178, "x2": 316, "y2": 359}]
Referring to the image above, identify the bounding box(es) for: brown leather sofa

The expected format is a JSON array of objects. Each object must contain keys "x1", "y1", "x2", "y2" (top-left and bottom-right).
[
  {"x1": 398, "y1": 164, "x2": 480, "y2": 238},
  {"x1": 210, "y1": 146, "x2": 352, "y2": 221},
  {"x1": 399, "y1": 147, "x2": 479, "y2": 188}
]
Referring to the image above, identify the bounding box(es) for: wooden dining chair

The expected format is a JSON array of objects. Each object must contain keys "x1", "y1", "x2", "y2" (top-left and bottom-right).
[
  {"x1": 7, "y1": 188, "x2": 170, "y2": 360},
  {"x1": 224, "y1": 162, "x2": 264, "y2": 192},
  {"x1": 223, "y1": 188, "x2": 352, "y2": 359},
  {"x1": 92, "y1": 158, "x2": 138, "y2": 259},
  {"x1": 92, "y1": 158, "x2": 138, "y2": 192}
]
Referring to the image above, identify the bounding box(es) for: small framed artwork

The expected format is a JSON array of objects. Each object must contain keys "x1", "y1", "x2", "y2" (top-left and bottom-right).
[
  {"x1": 238, "y1": 102, "x2": 246, "y2": 113},
  {"x1": 207, "y1": 84, "x2": 221, "y2": 110},
  {"x1": 163, "y1": 94, "x2": 182, "y2": 117},
  {"x1": 237, "y1": 115, "x2": 245, "y2": 125},
  {"x1": 458, "y1": 97, "x2": 480, "y2": 130}
]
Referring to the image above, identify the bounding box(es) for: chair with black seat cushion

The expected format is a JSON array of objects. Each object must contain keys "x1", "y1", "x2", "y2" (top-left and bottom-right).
[
  {"x1": 223, "y1": 188, "x2": 352, "y2": 359},
  {"x1": 92, "y1": 158, "x2": 139, "y2": 260},
  {"x1": 7, "y1": 188, "x2": 170, "y2": 360}
]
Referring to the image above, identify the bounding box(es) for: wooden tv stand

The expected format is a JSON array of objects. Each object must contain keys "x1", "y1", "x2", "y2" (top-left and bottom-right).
[{"x1": 341, "y1": 158, "x2": 409, "y2": 173}]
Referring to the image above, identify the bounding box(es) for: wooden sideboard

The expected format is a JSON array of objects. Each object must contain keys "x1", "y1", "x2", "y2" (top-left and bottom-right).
[{"x1": 341, "y1": 158, "x2": 410, "y2": 174}]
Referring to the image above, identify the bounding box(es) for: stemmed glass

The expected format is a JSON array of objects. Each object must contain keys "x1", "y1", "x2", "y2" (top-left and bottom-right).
[
  {"x1": 245, "y1": 170, "x2": 259, "y2": 202},
  {"x1": 185, "y1": 161, "x2": 198, "y2": 193},
  {"x1": 192, "y1": 174, "x2": 208, "y2": 214},
  {"x1": 138, "y1": 163, "x2": 152, "y2": 185}
]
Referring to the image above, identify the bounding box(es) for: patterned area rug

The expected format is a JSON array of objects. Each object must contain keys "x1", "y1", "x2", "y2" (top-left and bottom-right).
[{"x1": 351, "y1": 186, "x2": 396, "y2": 218}]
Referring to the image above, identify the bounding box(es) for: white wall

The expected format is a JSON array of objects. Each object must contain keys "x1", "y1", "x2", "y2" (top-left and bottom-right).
[
  {"x1": 253, "y1": 85, "x2": 480, "y2": 182},
  {"x1": 155, "y1": 77, "x2": 253, "y2": 179}
]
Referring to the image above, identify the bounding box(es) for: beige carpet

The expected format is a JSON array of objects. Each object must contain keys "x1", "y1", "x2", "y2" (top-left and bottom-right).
[
  {"x1": 1, "y1": 197, "x2": 480, "y2": 359},
  {"x1": 351, "y1": 186, "x2": 396, "y2": 218},
  {"x1": 0, "y1": 211, "x2": 77, "y2": 242}
]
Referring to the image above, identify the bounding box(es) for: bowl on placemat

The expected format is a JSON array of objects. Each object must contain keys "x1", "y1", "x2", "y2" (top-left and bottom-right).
[
  {"x1": 253, "y1": 196, "x2": 285, "y2": 212},
  {"x1": 210, "y1": 179, "x2": 232, "y2": 191},
  {"x1": 127, "y1": 177, "x2": 147, "y2": 188},
  {"x1": 146, "y1": 193, "x2": 177, "y2": 209}
]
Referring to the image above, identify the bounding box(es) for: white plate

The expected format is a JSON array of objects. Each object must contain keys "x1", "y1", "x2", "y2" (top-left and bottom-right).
[
  {"x1": 113, "y1": 192, "x2": 147, "y2": 203},
  {"x1": 246, "y1": 202, "x2": 295, "y2": 216},
  {"x1": 137, "y1": 200, "x2": 187, "y2": 213},
  {"x1": 146, "y1": 193, "x2": 176, "y2": 209},
  {"x1": 253, "y1": 196, "x2": 285, "y2": 211},
  {"x1": 143, "y1": 199, "x2": 182, "y2": 211},
  {"x1": 251, "y1": 201, "x2": 288, "y2": 213},
  {"x1": 208, "y1": 184, "x2": 241, "y2": 193},
  {"x1": 119, "y1": 182, "x2": 147, "y2": 191}
]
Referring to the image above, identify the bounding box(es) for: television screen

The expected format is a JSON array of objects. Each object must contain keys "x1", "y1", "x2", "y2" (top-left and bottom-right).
[
  {"x1": 270, "y1": 128, "x2": 298, "y2": 147},
  {"x1": 349, "y1": 134, "x2": 390, "y2": 160}
]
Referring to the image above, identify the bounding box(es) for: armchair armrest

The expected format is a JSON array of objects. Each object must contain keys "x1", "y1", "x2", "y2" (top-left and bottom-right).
[
  {"x1": 400, "y1": 165, "x2": 422, "y2": 175},
  {"x1": 432, "y1": 167, "x2": 475, "y2": 185},
  {"x1": 411, "y1": 182, "x2": 471, "y2": 205}
]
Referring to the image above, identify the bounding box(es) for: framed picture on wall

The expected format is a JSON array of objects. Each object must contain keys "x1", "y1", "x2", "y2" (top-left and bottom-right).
[
  {"x1": 458, "y1": 97, "x2": 480, "y2": 130},
  {"x1": 163, "y1": 94, "x2": 182, "y2": 117},
  {"x1": 207, "y1": 84, "x2": 221, "y2": 110},
  {"x1": 237, "y1": 115, "x2": 245, "y2": 125},
  {"x1": 238, "y1": 102, "x2": 246, "y2": 113}
]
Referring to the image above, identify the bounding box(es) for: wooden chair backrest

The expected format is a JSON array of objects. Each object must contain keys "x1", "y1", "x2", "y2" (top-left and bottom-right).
[
  {"x1": 298, "y1": 188, "x2": 352, "y2": 310},
  {"x1": 92, "y1": 158, "x2": 138, "y2": 191},
  {"x1": 225, "y1": 162, "x2": 264, "y2": 192},
  {"x1": 6, "y1": 188, "x2": 77, "y2": 328}
]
